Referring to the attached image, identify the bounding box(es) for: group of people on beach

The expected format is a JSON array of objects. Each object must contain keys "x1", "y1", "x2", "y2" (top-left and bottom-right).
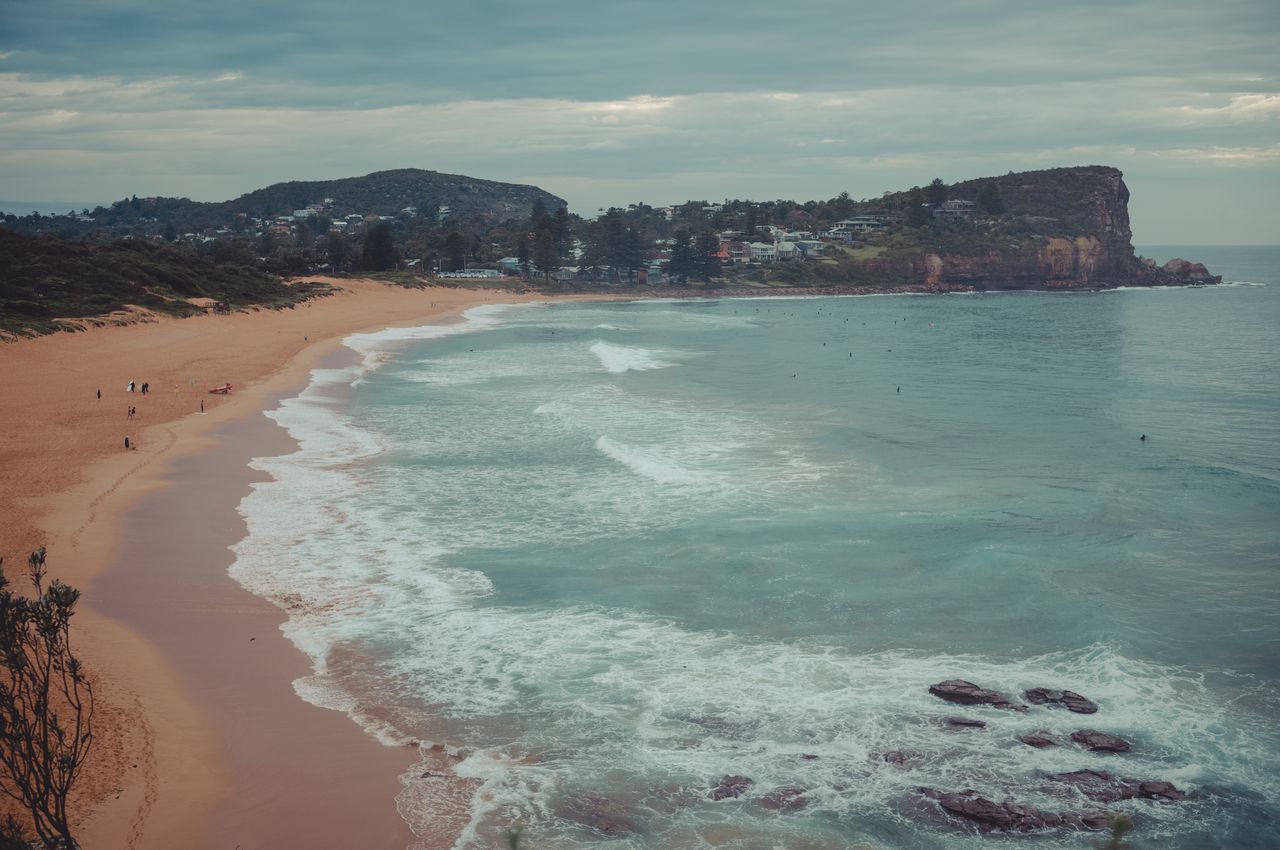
[{"x1": 109, "y1": 381, "x2": 150, "y2": 450}]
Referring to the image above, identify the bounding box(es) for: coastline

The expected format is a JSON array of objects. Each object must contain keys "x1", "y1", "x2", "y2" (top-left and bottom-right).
[{"x1": 0, "y1": 280, "x2": 597, "y2": 847}]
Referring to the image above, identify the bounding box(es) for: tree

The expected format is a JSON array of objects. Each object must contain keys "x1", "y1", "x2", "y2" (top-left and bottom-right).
[
  {"x1": 927, "y1": 177, "x2": 948, "y2": 208},
  {"x1": 324, "y1": 231, "x2": 352, "y2": 271},
  {"x1": 0, "y1": 548, "x2": 94, "y2": 849},
  {"x1": 443, "y1": 230, "x2": 468, "y2": 272},
  {"x1": 977, "y1": 180, "x2": 1006, "y2": 216},
  {"x1": 695, "y1": 231, "x2": 721, "y2": 282},
  {"x1": 533, "y1": 229, "x2": 560, "y2": 282},
  {"x1": 360, "y1": 222, "x2": 398, "y2": 271},
  {"x1": 162, "y1": 222, "x2": 177, "y2": 243},
  {"x1": 667, "y1": 229, "x2": 696, "y2": 285},
  {"x1": 551, "y1": 207, "x2": 572, "y2": 262},
  {"x1": 907, "y1": 189, "x2": 930, "y2": 227},
  {"x1": 516, "y1": 235, "x2": 531, "y2": 278}
]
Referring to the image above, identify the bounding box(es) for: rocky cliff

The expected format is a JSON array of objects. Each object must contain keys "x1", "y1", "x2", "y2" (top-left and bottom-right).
[{"x1": 822, "y1": 166, "x2": 1219, "y2": 291}]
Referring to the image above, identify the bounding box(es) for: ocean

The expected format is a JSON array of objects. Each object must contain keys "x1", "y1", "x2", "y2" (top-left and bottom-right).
[{"x1": 231, "y1": 246, "x2": 1280, "y2": 849}]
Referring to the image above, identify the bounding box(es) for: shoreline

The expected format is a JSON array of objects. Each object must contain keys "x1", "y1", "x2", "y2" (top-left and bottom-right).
[{"x1": 0, "y1": 281, "x2": 598, "y2": 847}]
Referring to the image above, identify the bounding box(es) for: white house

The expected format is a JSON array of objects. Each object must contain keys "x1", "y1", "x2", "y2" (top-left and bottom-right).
[{"x1": 749, "y1": 242, "x2": 777, "y2": 262}]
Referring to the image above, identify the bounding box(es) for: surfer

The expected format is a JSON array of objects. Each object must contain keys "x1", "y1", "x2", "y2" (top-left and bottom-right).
[{"x1": 1140, "y1": 434, "x2": 1147, "y2": 441}]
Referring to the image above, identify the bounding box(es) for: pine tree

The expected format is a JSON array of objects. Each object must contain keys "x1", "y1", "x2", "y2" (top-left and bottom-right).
[
  {"x1": 667, "y1": 229, "x2": 696, "y2": 285},
  {"x1": 927, "y1": 178, "x2": 948, "y2": 208},
  {"x1": 695, "y1": 232, "x2": 721, "y2": 282},
  {"x1": 907, "y1": 189, "x2": 930, "y2": 227},
  {"x1": 533, "y1": 229, "x2": 560, "y2": 281}
]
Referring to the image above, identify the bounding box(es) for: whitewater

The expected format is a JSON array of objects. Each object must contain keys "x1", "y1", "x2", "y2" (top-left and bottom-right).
[{"x1": 230, "y1": 247, "x2": 1280, "y2": 849}]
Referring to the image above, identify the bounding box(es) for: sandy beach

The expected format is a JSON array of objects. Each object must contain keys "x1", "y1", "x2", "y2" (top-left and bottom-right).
[{"x1": 0, "y1": 279, "x2": 587, "y2": 848}]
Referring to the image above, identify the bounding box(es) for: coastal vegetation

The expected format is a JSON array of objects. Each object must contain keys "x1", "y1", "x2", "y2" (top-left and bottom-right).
[
  {"x1": 0, "y1": 549, "x2": 93, "y2": 849},
  {"x1": 0, "y1": 228, "x2": 331, "y2": 338}
]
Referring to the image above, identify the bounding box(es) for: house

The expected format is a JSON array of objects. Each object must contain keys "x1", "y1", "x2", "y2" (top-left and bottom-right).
[
  {"x1": 292, "y1": 209, "x2": 316, "y2": 218},
  {"x1": 775, "y1": 241, "x2": 799, "y2": 261},
  {"x1": 725, "y1": 240, "x2": 752, "y2": 264},
  {"x1": 795, "y1": 240, "x2": 828, "y2": 259},
  {"x1": 749, "y1": 242, "x2": 777, "y2": 262},
  {"x1": 497, "y1": 257, "x2": 523, "y2": 274},
  {"x1": 934, "y1": 199, "x2": 975, "y2": 219}
]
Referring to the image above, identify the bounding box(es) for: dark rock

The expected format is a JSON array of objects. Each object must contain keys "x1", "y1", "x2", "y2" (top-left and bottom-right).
[
  {"x1": 553, "y1": 792, "x2": 643, "y2": 836},
  {"x1": 1162, "y1": 258, "x2": 1220, "y2": 284},
  {"x1": 943, "y1": 716, "x2": 988, "y2": 731},
  {"x1": 1071, "y1": 729, "x2": 1131, "y2": 753},
  {"x1": 1136, "y1": 781, "x2": 1187, "y2": 801},
  {"x1": 709, "y1": 774, "x2": 754, "y2": 801},
  {"x1": 758, "y1": 785, "x2": 808, "y2": 812},
  {"x1": 929, "y1": 680, "x2": 1026, "y2": 711},
  {"x1": 1047, "y1": 769, "x2": 1185, "y2": 803},
  {"x1": 914, "y1": 787, "x2": 1106, "y2": 833},
  {"x1": 882, "y1": 751, "x2": 922, "y2": 769},
  {"x1": 1024, "y1": 688, "x2": 1099, "y2": 714},
  {"x1": 1018, "y1": 731, "x2": 1058, "y2": 748}
]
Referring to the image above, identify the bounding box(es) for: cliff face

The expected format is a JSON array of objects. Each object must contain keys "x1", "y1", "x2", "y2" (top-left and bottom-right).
[{"x1": 863, "y1": 166, "x2": 1217, "y2": 290}]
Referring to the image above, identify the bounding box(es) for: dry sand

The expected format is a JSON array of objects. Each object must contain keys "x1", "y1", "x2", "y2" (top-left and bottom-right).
[{"x1": 0, "y1": 279, "x2": 596, "y2": 848}]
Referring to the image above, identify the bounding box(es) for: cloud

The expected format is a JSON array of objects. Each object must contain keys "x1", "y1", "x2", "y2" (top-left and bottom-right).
[{"x1": 1170, "y1": 93, "x2": 1280, "y2": 123}]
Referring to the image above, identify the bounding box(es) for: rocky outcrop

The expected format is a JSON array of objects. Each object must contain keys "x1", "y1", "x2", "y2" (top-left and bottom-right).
[
  {"x1": 1071, "y1": 729, "x2": 1132, "y2": 753},
  {"x1": 914, "y1": 787, "x2": 1108, "y2": 833},
  {"x1": 928, "y1": 680, "x2": 1026, "y2": 711},
  {"x1": 869, "y1": 167, "x2": 1220, "y2": 290},
  {"x1": 758, "y1": 786, "x2": 809, "y2": 812},
  {"x1": 1024, "y1": 688, "x2": 1099, "y2": 714},
  {"x1": 1047, "y1": 769, "x2": 1186, "y2": 802},
  {"x1": 553, "y1": 792, "x2": 644, "y2": 836},
  {"x1": 1019, "y1": 731, "x2": 1060, "y2": 748},
  {"x1": 709, "y1": 774, "x2": 754, "y2": 801}
]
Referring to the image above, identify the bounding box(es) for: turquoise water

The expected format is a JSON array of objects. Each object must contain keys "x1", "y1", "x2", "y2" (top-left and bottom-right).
[{"x1": 232, "y1": 247, "x2": 1280, "y2": 849}]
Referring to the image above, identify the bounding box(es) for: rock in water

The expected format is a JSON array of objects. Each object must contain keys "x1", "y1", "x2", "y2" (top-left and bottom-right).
[
  {"x1": 1024, "y1": 687, "x2": 1099, "y2": 714},
  {"x1": 758, "y1": 785, "x2": 808, "y2": 812},
  {"x1": 709, "y1": 774, "x2": 754, "y2": 800},
  {"x1": 553, "y1": 792, "x2": 643, "y2": 836},
  {"x1": 914, "y1": 787, "x2": 1107, "y2": 833},
  {"x1": 1018, "y1": 731, "x2": 1059, "y2": 748},
  {"x1": 1047, "y1": 769, "x2": 1186, "y2": 802},
  {"x1": 928, "y1": 680, "x2": 1026, "y2": 710},
  {"x1": 1071, "y1": 729, "x2": 1132, "y2": 753},
  {"x1": 943, "y1": 716, "x2": 988, "y2": 731}
]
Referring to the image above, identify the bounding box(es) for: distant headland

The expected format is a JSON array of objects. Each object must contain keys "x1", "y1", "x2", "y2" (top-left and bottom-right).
[{"x1": 1, "y1": 165, "x2": 1220, "y2": 337}]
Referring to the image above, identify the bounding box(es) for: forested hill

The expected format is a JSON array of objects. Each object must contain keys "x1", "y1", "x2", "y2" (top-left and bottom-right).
[
  {"x1": 216, "y1": 168, "x2": 565, "y2": 223},
  {"x1": 0, "y1": 228, "x2": 327, "y2": 338},
  {"x1": 3, "y1": 169, "x2": 566, "y2": 238}
]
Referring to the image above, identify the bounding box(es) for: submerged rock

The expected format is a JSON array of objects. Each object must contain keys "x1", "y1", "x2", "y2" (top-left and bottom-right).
[
  {"x1": 1024, "y1": 688, "x2": 1099, "y2": 714},
  {"x1": 554, "y1": 792, "x2": 644, "y2": 836},
  {"x1": 1018, "y1": 731, "x2": 1059, "y2": 748},
  {"x1": 1047, "y1": 769, "x2": 1185, "y2": 803},
  {"x1": 1071, "y1": 729, "x2": 1132, "y2": 753},
  {"x1": 882, "y1": 751, "x2": 922, "y2": 769},
  {"x1": 943, "y1": 716, "x2": 988, "y2": 731},
  {"x1": 914, "y1": 787, "x2": 1107, "y2": 833},
  {"x1": 929, "y1": 680, "x2": 1026, "y2": 711},
  {"x1": 758, "y1": 785, "x2": 809, "y2": 812},
  {"x1": 709, "y1": 774, "x2": 754, "y2": 801}
]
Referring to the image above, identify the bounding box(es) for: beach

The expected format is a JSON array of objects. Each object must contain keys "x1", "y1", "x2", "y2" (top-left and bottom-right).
[{"x1": 0, "y1": 279, "x2": 582, "y2": 848}]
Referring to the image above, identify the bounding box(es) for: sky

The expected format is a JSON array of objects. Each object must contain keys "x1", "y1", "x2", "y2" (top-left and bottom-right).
[{"x1": 0, "y1": 0, "x2": 1276, "y2": 244}]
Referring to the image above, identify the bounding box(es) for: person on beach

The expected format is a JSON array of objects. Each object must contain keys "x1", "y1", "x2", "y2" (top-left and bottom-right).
[
  {"x1": 200, "y1": 400, "x2": 204, "y2": 413},
  {"x1": 97, "y1": 388, "x2": 101, "y2": 400},
  {"x1": 142, "y1": 382, "x2": 149, "y2": 395},
  {"x1": 124, "y1": 436, "x2": 130, "y2": 449},
  {"x1": 127, "y1": 406, "x2": 133, "y2": 419},
  {"x1": 127, "y1": 380, "x2": 135, "y2": 393}
]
